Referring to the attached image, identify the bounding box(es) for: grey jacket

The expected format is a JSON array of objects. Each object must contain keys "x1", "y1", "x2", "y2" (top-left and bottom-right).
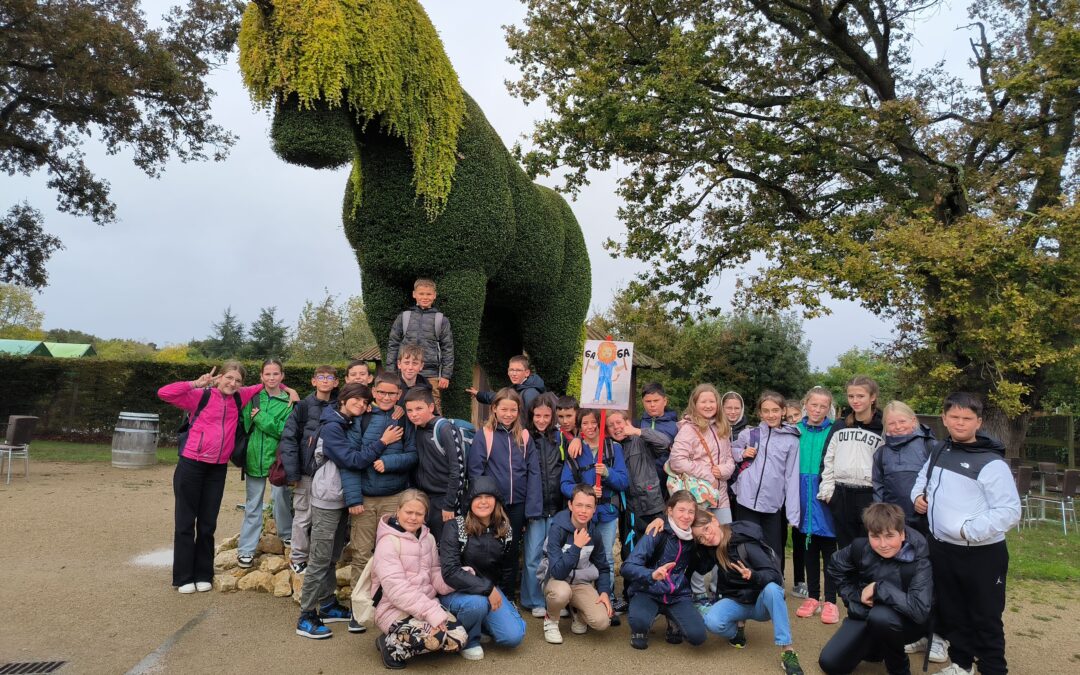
[{"x1": 387, "y1": 305, "x2": 454, "y2": 380}]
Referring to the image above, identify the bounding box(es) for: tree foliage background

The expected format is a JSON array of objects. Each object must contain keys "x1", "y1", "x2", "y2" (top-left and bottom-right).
[{"x1": 507, "y1": 0, "x2": 1080, "y2": 447}]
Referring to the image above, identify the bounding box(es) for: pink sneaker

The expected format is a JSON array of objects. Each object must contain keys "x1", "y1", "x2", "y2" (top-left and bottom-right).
[
  {"x1": 820, "y1": 602, "x2": 840, "y2": 624},
  {"x1": 795, "y1": 599, "x2": 821, "y2": 618}
]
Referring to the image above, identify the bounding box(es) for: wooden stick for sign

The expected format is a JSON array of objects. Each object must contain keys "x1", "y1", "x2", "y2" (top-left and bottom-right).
[{"x1": 597, "y1": 408, "x2": 607, "y2": 495}]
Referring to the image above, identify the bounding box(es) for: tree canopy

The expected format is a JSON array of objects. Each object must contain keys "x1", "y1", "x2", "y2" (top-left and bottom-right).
[
  {"x1": 0, "y1": 281, "x2": 43, "y2": 339},
  {"x1": 0, "y1": 0, "x2": 241, "y2": 287},
  {"x1": 506, "y1": 0, "x2": 1079, "y2": 442}
]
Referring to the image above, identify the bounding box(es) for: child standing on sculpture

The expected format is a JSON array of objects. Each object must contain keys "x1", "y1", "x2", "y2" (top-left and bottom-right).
[{"x1": 386, "y1": 278, "x2": 454, "y2": 413}]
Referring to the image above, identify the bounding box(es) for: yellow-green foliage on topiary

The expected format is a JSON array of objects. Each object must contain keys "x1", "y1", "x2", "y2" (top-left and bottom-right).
[
  {"x1": 237, "y1": 0, "x2": 591, "y2": 418},
  {"x1": 238, "y1": 0, "x2": 464, "y2": 216}
]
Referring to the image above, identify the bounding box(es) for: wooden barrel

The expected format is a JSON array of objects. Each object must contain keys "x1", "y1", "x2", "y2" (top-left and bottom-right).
[{"x1": 111, "y1": 412, "x2": 160, "y2": 468}]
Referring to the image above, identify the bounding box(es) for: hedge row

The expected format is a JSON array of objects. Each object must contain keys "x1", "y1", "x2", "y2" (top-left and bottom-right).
[{"x1": 0, "y1": 357, "x2": 332, "y2": 442}]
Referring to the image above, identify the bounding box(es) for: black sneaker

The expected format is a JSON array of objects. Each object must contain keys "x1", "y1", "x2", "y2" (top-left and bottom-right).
[
  {"x1": 609, "y1": 614, "x2": 621, "y2": 627},
  {"x1": 318, "y1": 601, "x2": 352, "y2": 623},
  {"x1": 611, "y1": 597, "x2": 629, "y2": 615},
  {"x1": 782, "y1": 649, "x2": 804, "y2": 675},
  {"x1": 377, "y1": 634, "x2": 406, "y2": 670},
  {"x1": 348, "y1": 617, "x2": 367, "y2": 634},
  {"x1": 630, "y1": 632, "x2": 649, "y2": 650},
  {"x1": 665, "y1": 621, "x2": 684, "y2": 645},
  {"x1": 290, "y1": 561, "x2": 307, "y2": 574},
  {"x1": 729, "y1": 625, "x2": 747, "y2": 648},
  {"x1": 296, "y1": 611, "x2": 332, "y2": 639}
]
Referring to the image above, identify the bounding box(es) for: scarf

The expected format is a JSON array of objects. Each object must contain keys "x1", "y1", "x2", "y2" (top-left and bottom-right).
[{"x1": 669, "y1": 518, "x2": 693, "y2": 541}]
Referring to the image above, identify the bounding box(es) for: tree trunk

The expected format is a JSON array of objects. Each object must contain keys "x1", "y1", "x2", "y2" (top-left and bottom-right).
[{"x1": 981, "y1": 406, "x2": 1031, "y2": 458}]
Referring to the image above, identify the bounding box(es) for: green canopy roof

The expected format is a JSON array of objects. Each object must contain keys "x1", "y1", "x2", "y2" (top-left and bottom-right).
[
  {"x1": 44, "y1": 342, "x2": 97, "y2": 358},
  {"x1": 0, "y1": 339, "x2": 50, "y2": 356}
]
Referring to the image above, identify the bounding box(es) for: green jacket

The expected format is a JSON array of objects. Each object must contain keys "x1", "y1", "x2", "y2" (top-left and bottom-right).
[{"x1": 242, "y1": 389, "x2": 293, "y2": 478}]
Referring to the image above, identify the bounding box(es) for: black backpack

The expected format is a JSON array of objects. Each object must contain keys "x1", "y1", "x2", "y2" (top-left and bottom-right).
[{"x1": 175, "y1": 388, "x2": 249, "y2": 469}]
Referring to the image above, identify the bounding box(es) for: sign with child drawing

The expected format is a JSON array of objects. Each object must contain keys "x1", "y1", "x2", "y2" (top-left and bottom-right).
[{"x1": 580, "y1": 339, "x2": 634, "y2": 409}]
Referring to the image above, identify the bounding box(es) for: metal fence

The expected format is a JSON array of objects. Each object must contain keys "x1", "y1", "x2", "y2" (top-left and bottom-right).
[{"x1": 916, "y1": 414, "x2": 1077, "y2": 468}]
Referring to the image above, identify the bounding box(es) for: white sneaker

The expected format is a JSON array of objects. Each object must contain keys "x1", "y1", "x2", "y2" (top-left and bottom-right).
[
  {"x1": 560, "y1": 608, "x2": 570, "y2": 618},
  {"x1": 461, "y1": 645, "x2": 484, "y2": 661},
  {"x1": 904, "y1": 637, "x2": 927, "y2": 654},
  {"x1": 531, "y1": 606, "x2": 547, "y2": 618},
  {"x1": 195, "y1": 581, "x2": 212, "y2": 592},
  {"x1": 543, "y1": 618, "x2": 564, "y2": 644},
  {"x1": 570, "y1": 611, "x2": 587, "y2": 635},
  {"x1": 936, "y1": 665, "x2": 973, "y2": 675},
  {"x1": 177, "y1": 583, "x2": 197, "y2": 594},
  {"x1": 929, "y1": 635, "x2": 949, "y2": 663}
]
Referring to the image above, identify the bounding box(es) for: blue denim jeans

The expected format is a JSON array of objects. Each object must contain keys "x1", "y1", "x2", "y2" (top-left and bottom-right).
[
  {"x1": 594, "y1": 517, "x2": 618, "y2": 596},
  {"x1": 441, "y1": 588, "x2": 526, "y2": 650},
  {"x1": 521, "y1": 516, "x2": 553, "y2": 609},
  {"x1": 704, "y1": 582, "x2": 792, "y2": 646},
  {"x1": 238, "y1": 475, "x2": 293, "y2": 556}
]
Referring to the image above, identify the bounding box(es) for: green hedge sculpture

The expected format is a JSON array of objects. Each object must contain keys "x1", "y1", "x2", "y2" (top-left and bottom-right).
[{"x1": 238, "y1": 0, "x2": 591, "y2": 417}]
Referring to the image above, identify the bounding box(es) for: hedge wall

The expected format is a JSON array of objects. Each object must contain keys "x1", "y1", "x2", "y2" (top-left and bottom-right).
[{"x1": 0, "y1": 357, "x2": 329, "y2": 442}]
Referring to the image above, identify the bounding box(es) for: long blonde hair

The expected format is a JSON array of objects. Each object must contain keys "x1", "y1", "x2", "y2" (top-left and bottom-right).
[
  {"x1": 485, "y1": 387, "x2": 526, "y2": 446},
  {"x1": 693, "y1": 509, "x2": 733, "y2": 570},
  {"x1": 684, "y1": 383, "x2": 731, "y2": 438}
]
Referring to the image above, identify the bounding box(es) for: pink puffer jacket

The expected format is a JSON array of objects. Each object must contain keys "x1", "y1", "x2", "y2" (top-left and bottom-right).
[
  {"x1": 669, "y1": 417, "x2": 736, "y2": 508},
  {"x1": 371, "y1": 515, "x2": 454, "y2": 633},
  {"x1": 158, "y1": 381, "x2": 263, "y2": 464}
]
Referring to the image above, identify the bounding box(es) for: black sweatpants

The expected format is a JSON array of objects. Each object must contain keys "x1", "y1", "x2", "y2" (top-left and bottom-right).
[
  {"x1": 793, "y1": 529, "x2": 838, "y2": 602},
  {"x1": 818, "y1": 605, "x2": 925, "y2": 674},
  {"x1": 172, "y1": 457, "x2": 228, "y2": 586},
  {"x1": 790, "y1": 525, "x2": 805, "y2": 584},
  {"x1": 504, "y1": 501, "x2": 527, "y2": 602},
  {"x1": 829, "y1": 484, "x2": 874, "y2": 548},
  {"x1": 736, "y1": 505, "x2": 786, "y2": 576},
  {"x1": 930, "y1": 537, "x2": 1009, "y2": 675}
]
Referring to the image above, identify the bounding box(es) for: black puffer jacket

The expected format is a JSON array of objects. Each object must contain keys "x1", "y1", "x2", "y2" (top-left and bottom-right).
[
  {"x1": 828, "y1": 527, "x2": 933, "y2": 624},
  {"x1": 533, "y1": 429, "x2": 567, "y2": 517},
  {"x1": 712, "y1": 520, "x2": 785, "y2": 604},
  {"x1": 874, "y1": 424, "x2": 934, "y2": 525},
  {"x1": 279, "y1": 393, "x2": 335, "y2": 481},
  {"x1": 387, "y1": 305, "x2": 454, "y2": 380},
  {"x1": 620, "y1": 428, "x2": 669, "y2": 516},
  {"x1": 439, "y1": 476, "x2": 515, "y2": 596}
]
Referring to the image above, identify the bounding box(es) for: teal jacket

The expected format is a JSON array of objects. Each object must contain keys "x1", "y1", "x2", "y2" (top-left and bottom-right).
[{"x1": 242, "y1": 389, "x2": 293, "y2": 478}]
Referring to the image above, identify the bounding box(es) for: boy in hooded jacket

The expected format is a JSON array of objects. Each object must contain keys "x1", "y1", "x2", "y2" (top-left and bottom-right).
[
  {"x1": 820, "y1": 503, "x2": 933, "y2": 675},
  {"x1": 540, "y1": 484, "x2": 613, "y2": 644},
  {"x1": 911, "y1": 393, "x2": 1020, "y2": 675},
  {"x1": 467, "y1": 355, "x2": 546, "y2": 415}
]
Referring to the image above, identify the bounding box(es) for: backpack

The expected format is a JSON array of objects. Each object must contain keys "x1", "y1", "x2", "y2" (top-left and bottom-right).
[
  {"x1": 176, "y1": 389, "x2": 249, "y2": 470},
  {"x1": 351, "y1": 536, "x2": 402, "y2": 624},
  {"x1": 729, "y1": 427, "x2": 760, "y2": 485},
  {"x1": 433, "y1": 417, "x2": 473, "y2": 511}
]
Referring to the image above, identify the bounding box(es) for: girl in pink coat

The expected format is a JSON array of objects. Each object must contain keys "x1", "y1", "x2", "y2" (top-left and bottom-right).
[
  {"x1": 668, "y1": 383, "x2": 736, "y2": 601},
  {"x1": 372, "y1": 490, "x2": 469, "y2": 668}
]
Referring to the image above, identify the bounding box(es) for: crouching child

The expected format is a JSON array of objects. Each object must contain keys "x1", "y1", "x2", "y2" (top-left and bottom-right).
[
  {"x1": 819, "y1": 503, "x2": 933, "y2": 675},
  {"x1": 540, "y1": 484, "x2": 613, "y2": 644}
]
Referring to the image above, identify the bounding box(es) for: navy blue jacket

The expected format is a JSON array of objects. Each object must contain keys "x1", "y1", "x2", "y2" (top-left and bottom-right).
[
  {"x1": 475, "y1": 374, "x2": 546, "y2": 412},
  {"x1": 341, "y1": 406, "x2": 417, "y2": 503},
  {"x1": 314, "y1": 405, "x2": 370, "y2": 507},
  {"x1": 875, "y1": 424, "x2": 934, "y2": 526},
  {"x1": 560, "y1": 439, "x2": 629, "y2": 523},
  {"x1": 545, "y1": 509, "x2": 611, "y2": 595},
  {"x1": 467, "y1": 425, "x2": 542, "y2": 518},
  {"x1": 621, "y1": 522, "x2": 711, "y2": 603},
  {"x1": 279, "y1": 393, "x2": 335, "y2": 481}
]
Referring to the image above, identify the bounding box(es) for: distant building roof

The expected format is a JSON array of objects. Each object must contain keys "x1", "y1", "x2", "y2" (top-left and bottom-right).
[
  {"x1": 585, "y1": 326, "x2": 662, "y2": 369},
  {"x1": 0, "y1": 339, "x2": 50, "y2": 356},
  {"x1": 354, "y1": 346, "x2": 382, "y2": 362},
  {"x1": 43, "y1": 342, "x2": 97, "y2": 358}
]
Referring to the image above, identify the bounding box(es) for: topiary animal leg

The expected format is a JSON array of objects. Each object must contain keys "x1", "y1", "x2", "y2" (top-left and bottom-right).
[{"x1": 427, "y1": 269, "x2": 488, "y2": 420}]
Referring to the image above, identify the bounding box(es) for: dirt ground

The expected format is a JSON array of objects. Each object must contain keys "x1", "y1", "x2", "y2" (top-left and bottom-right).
[{"x1": 1, "y1": 462, "x2": 1077, "y2": 674}]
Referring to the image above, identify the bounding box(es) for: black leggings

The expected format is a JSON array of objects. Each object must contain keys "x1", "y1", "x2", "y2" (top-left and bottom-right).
[
  {"x1": 172, "y1": 457, "x2": 227, "y2": 586},
  {"x1": 736, "y1": 505, "x2": 786, "y2": 576},
  {"x1": 829, "y1": 484, "x2": 874, "y2": 549},
  {"x1": 503, "y1": 501, "x2": 527, "y2": 602},
  {"x1": 793, "y1": 530, "x2": 837, "y2": 602}
]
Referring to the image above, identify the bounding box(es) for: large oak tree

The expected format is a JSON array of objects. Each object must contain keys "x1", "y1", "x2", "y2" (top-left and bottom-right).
[
  {"x1": 506, "y1": 0, "x2": 1079, "y2": 449},
  {"x1": 0, "y1": 0, "x2": 241, "y2": 287}
]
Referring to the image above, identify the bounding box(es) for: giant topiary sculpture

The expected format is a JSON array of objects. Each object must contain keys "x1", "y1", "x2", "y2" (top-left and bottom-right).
[{"x1": 238, "y1": 0, "x2": 591, "y2": 418}]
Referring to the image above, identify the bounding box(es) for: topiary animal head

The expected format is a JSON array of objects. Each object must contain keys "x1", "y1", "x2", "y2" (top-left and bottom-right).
[{"x1": 238, "y1": 0, "x2": 465, "y2": 216}]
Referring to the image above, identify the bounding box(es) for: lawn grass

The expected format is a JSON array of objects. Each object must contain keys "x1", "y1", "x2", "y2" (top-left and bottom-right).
[
  {"x1": 1007, "y1": 521, "x2": 1080, "y2": 582},
  {"x1": 31, "y1": 440, "x2": 178, "y2": 465}
]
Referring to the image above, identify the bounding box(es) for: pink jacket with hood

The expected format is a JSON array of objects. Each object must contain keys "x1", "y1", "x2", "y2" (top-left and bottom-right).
[
  {"x1": 158, "y1": 381, "x2": 263, "y2": 464},
  {"x1": 669, "y1": 416, "x2": 736, "y2": 508},
  {"x1": 371, "y1": 514, "x2": 454, "y2": 633}
]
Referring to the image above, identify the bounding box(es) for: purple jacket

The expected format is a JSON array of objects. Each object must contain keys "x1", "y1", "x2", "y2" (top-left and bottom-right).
[{"x1": 732, "y1": 422, "x2": 801, "y2": 526}]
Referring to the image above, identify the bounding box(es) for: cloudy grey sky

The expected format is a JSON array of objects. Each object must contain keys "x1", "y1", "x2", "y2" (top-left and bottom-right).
[{"x1": 2, "y1": 1, "x2": 975, "y2": 368}]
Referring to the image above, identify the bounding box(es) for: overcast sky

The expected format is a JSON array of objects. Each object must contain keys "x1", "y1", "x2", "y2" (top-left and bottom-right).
[{"x1": 2, "y1": 1, "x2": 976, "y2": 369}]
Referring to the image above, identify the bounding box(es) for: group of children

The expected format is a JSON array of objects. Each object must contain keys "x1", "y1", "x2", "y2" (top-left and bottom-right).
[{"x1": 159, "y1": 278, "x2": 1021, "y2": 674}]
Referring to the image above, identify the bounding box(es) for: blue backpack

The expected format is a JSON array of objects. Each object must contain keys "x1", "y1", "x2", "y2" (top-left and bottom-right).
[{"x1": 433, "y1": 418, "x2": 474, "y2": 513}]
